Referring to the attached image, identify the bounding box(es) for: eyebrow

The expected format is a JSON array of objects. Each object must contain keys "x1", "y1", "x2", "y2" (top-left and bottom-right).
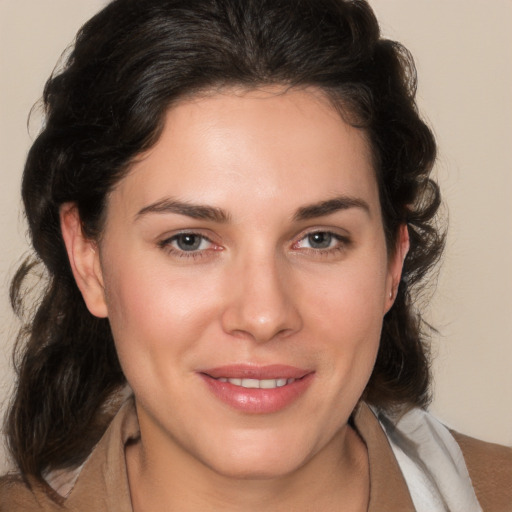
[
  {"x1": 135, "y1": 194, "x2": 369, "y2": 224},
  {"x1": 293, "y1": 196, "x2": 370, "y2": 221},
  {"x1": 136, "y1": 198, "x2": 231, "y2": 223}
]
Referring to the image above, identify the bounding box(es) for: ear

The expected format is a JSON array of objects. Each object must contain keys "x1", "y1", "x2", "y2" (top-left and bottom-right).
[
  {"x1": 60, "y1": 203, "x2": 108, "y2": 318},
  {"x1": 385, "y1": 223, "x2": 410, "y2": 311}
]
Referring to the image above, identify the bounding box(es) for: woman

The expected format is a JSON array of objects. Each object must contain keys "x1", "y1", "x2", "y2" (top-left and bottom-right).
[{"x1": 1, "y1": 0, "x2": 510, "y2": 510}]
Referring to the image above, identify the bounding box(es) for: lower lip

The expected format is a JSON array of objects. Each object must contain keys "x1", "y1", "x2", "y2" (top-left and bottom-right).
[{"x1": 200, "y1": 373, "x2": 314, "y2": 414}]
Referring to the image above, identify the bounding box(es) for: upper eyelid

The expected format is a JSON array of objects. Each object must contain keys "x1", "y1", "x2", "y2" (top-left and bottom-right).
[
  {"x1": 295, "y1": 232, "x2": 346, "y2": 245},
  {"x1": 291, "y1": 229, "x2": 351, "y2": 253},
  {"x1": 157, "y1": 232, "x2": 213, "y2": 252},
  {"x1": 159, "y1": 229, "x2": 215, "y2": 243},
  {"x1": 292, "y1": 226, "x2": 350, "y2": 242}
]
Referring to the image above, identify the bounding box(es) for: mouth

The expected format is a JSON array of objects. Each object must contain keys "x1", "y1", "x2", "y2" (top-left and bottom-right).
[
  {"x1": 198, "y1": 365, "x2": 314, "y2": 414},
  {"x1": 213, "y1": 377, "x2": 296, "y2": 389}
]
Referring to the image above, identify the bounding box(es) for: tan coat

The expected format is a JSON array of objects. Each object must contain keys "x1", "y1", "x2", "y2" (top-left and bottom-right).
[{"x1": 1, "y1": 400, "x2": 511, "y2": 511}]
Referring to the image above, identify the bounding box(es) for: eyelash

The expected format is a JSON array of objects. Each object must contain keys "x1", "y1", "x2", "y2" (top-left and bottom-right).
[
  {"x1": 293, "y1": 231, "x2": 349, "y2": 252},
  {"x1": 158, "y1": 232, "x2": 218, "y2": 260},
  {"x1": 158, "y1": 230, "x2": 350, "y2": 260}
]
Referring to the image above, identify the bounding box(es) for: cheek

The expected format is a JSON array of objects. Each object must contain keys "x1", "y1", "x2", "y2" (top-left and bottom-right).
[
  {"x1": 309, "y1": 257, "x2": 388, "y2": 334},
  {"x1": 305, "y1": 254, "x2": 388, "y2": 378},
  {"x1": 101, "y1": 255, "x2": 223, "y2": 380}
]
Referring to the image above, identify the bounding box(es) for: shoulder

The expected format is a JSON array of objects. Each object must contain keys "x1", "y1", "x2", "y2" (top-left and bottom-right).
[
  {"x1": 452, "y1": 430, "x2": 512, "y2": 512},
  {"x1": 0, "y1": 474, "x2": 64, "y2": 511}
]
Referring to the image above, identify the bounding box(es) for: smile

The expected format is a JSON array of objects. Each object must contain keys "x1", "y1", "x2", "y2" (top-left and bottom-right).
[
  {"x1": 215, "y1": 377, "x2": 296, "y2": 388},
  {"x1": 199, "y1": 365, "x2": 314, "y2": 413}
]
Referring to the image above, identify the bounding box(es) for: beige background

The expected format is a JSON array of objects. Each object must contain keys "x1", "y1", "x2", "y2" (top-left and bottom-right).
[{"x1": 1, "y1": 0, "x2": 511, "y2": 472}]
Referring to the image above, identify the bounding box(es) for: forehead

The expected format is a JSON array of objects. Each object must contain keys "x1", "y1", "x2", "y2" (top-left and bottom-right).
[{"x1": 110, "y1": 86, "x2": 379, "y2": 221}]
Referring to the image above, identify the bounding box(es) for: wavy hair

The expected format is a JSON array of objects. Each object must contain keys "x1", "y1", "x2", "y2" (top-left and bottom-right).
[{"x1": 5, "y1": 0, "x2": 443, "y2": 482}]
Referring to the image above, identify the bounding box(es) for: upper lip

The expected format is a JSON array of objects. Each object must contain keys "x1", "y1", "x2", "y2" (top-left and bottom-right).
[{"x1": 199, "y1": 364, "x2": 312, "y2": 380}]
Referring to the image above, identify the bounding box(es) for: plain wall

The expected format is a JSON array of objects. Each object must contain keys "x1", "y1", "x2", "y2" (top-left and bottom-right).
[{"x1": 1, "y1": 0, "x2": 511, "y2": 473}]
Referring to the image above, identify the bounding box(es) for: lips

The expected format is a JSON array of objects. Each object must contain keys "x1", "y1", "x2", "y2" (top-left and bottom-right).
[{"x1": 199, "y1": 365, "x2": 314, "y2": 414}]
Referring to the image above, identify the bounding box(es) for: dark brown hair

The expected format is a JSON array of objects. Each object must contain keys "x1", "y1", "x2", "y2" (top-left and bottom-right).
[{"x1": 5, "y1": 0, "x2": 443, "y2": 483}]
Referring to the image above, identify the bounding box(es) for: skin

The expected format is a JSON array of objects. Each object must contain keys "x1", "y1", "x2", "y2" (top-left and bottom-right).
[{"x1": 61, "y1": 86, "x2": 408, "y2": 511}]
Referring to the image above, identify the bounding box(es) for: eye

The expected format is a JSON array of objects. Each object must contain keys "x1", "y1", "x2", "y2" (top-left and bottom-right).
[
  {"x1": 172, "y1": 233, "x2": 210, "y2": 252},
  {"x1": 158, "y1": 232, "x2": 218, "y2": 258},
  {"x1": 295, "y1": 231, "x2": 343, "y2": 250},
  {"x1": 303, "y1": 232, "x2": 335, "y2": 249}
]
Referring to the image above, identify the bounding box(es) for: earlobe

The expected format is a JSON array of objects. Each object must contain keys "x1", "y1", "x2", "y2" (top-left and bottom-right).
[{"x1": 60, "y1": 203, "x2": 108, "y2": 318}]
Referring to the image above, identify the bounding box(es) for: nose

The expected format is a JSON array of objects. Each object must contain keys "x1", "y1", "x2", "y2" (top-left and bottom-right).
[{"x1": 220, "y1": 253, "x2": 303, "y2": 343}]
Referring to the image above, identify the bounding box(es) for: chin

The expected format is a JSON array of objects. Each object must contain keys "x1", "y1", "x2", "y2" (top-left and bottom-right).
[
  {"x1": 207, "y1": 456, "x2": 303, "y2": 481},
  {"x1": 198, "y1": 432, "x2": 315, "y2": 480}
]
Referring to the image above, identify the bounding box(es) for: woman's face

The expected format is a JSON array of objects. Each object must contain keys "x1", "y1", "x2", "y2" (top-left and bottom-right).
[{"x1": 69, "y1": 87, "x2": 404, "y2": 478}]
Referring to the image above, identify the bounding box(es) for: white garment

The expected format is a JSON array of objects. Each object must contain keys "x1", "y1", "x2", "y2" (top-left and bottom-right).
[{"x1": 376, "y1": 406, "x2": 483, "y2": 512}]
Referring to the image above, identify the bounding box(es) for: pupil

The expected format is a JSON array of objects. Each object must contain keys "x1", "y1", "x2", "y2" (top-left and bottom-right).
[
  {"x1": 177, "y1": 234, "x2": 201, "y2": 251},
  {"x1": 309, "y1": 232, "x2": 331, "y2": 249}
]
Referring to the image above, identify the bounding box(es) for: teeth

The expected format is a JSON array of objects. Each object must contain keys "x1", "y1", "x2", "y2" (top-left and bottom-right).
[
  {"x1": 241, "y1": 378, "x2": 260, "y2": 388},
  {"x1": 220, "y1": 377, "x2": 296, "y2": 389},
  {"x1": 260, "y1": 379, "x2": 279, "y2": 389}
]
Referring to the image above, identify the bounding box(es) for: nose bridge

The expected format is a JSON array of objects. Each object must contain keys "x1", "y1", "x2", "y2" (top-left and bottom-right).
[{"x1": 221, "y1": 246, "x2": 302, "y2": 342}]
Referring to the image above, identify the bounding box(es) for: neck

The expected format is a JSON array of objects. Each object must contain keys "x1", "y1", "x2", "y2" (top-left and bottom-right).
[{"x1": 126, "y1": 420, "x2": 369, "y2": 512}]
